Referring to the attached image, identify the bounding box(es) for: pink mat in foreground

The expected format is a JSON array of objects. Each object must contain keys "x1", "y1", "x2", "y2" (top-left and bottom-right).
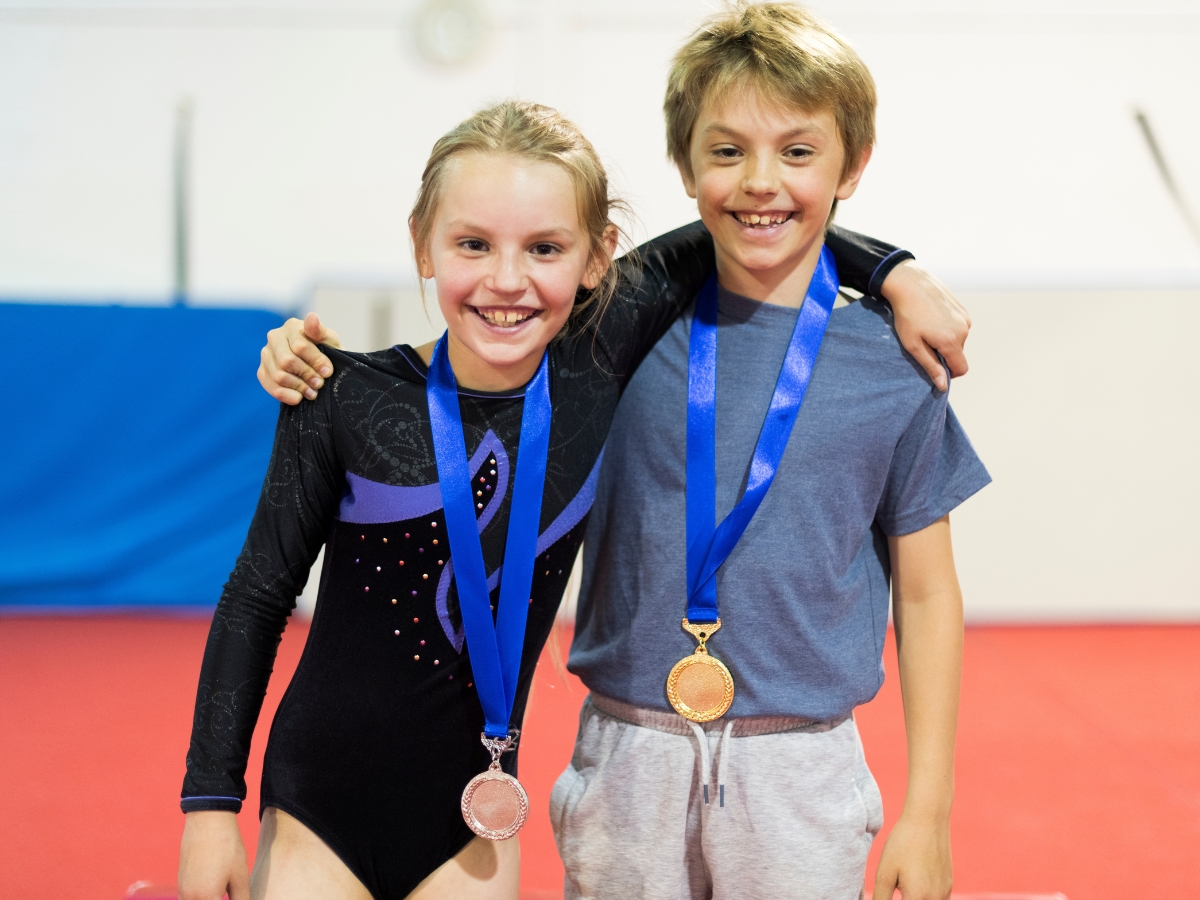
[{"x1": 0, "y1": 618, "x2": 1196, "y2": 900}]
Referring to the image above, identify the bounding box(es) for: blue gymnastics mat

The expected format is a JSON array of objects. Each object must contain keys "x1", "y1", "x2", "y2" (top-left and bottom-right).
[{"x1": 0, "y1": 302, "x2": 284, "y2": 610}]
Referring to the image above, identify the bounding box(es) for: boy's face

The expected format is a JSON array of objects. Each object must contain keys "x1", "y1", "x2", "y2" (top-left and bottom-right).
[{"x1": 681, "y1": 85, "x2": 869, "y2": 303}]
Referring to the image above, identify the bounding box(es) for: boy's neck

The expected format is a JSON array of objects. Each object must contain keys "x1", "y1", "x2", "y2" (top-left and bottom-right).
[{"x1": 713, "y1": 236, "x2": 826, "y2": 309}]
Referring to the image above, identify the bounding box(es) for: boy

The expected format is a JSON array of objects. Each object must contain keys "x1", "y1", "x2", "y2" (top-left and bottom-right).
[{"x1": 552, "y1": 5, "x2": 988, "y2": 900}]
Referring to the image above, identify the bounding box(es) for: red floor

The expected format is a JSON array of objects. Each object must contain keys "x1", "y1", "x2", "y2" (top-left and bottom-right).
[{"x1": 0, "y1": 617, "x2": 1197, "y2": 900}]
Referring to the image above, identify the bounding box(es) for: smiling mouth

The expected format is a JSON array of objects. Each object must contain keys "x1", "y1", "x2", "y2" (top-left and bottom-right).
[
  {"x1": 472, "y1": 306, "x2": 541, "y2": 328},
  {"x1": 731, "y1": 211, "x2": 793, "y2": 228}
]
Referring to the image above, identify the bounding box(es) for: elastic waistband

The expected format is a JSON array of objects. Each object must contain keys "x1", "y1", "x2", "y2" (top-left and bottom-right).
[{"x1": 588, "y1": 692, "x2": 848, "y2": 738}]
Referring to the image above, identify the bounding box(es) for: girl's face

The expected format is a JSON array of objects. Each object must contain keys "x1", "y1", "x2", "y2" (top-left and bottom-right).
[{"x1": 415, "y1": 152, "x2": 609, "y2": 392}]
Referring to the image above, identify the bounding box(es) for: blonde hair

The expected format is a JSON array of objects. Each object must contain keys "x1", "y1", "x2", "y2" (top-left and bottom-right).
[
  {"x1": 664, "y1": 2, "x2": 876, "y2": 185},
  {"x1": 410, "y1": 100, "x2": 630, "y2": 327}
]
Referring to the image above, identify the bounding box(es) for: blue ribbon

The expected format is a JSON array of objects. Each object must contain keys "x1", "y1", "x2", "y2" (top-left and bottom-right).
[
  {"x1": 426, "y1": 337, "x2": 551, "y2": 738},
  {"x1": 685, "y1": 246, "x2": 840, "y2": 623}
]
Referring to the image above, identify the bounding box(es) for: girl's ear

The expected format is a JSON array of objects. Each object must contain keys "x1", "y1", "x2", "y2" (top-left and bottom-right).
[
  {"x1": 580, "y1": 224, "x2": 620, "y2": 290},
  {"x1": 410, "y1": 218, "x2": 435, "y2": 280}
]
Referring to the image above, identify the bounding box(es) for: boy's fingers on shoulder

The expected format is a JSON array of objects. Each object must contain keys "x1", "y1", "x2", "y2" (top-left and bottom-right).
[
  {"x1": 258, "y1": 362, "x2": 308, "y2": 405},
  {"x1": 288, "y1": 335, "x2": 333, "y2": 381}
]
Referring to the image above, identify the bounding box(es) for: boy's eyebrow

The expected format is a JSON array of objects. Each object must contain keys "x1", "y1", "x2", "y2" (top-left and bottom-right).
[{"x1": 701, "y1": 123, "x2": 826, "y2": 141}]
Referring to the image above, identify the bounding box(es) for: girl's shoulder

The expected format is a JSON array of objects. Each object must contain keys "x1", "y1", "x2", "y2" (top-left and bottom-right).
[{"x1": 324, "y1": 345, "x2": 429, "y2": 388}]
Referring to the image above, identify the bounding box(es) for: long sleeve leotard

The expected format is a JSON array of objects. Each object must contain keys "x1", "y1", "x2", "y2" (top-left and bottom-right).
[{"x1": 181, "y1": 222, "x2": 909, "y2": 899}]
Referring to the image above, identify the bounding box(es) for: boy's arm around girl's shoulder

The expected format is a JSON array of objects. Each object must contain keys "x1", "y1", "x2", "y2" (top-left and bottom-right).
[{"x1": 181, "y1": 369, "x2": 344, "y2": 812}]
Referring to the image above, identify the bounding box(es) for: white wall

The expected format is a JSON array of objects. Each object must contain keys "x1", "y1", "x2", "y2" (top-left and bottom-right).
[
  {"x1": 2, "y1": 0, "x2": 1199, "y2": 304},
  {"x1": 949, "y1": 290, "x2": 1200, "y2": 621},
  {"x1": 5, "y1": 1, "x2": 1199, "y2": 621}
]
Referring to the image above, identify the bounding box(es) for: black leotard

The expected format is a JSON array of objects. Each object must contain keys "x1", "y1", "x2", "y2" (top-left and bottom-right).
[{"x1": 181, "y1": 222, "x2": 907, "y2": 899}]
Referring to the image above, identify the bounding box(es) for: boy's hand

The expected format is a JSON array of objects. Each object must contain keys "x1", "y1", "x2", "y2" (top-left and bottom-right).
[
  {"x1": 178, "y1": 810, "x2": 250, "y2": 900},
  {"x1": 871, "y1": 813, "x2": 952, "y2": 900},
  {"x1": 880, "y1": 261, "x2": 970, "y2": 392},
  {"x1": 258, "y1": 312, "x2": 342, "y2": 405}
]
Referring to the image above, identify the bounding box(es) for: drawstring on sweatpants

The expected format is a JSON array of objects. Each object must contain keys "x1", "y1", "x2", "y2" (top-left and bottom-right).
[{"x1": 688, "y1": 719, "x2": 734, "y2": 807}]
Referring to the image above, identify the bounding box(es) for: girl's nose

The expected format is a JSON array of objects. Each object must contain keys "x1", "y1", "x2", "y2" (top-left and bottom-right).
[{"x1": 489, "y1": 251, "x2": 528, "y2": 294}]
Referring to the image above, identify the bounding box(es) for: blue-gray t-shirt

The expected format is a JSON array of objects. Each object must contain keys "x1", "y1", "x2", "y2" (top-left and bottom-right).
[{"x1": 568, "y1": 284, "x2": 991, "y2": 720}]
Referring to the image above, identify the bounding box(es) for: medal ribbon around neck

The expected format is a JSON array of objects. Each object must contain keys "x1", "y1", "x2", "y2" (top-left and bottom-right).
[
  {"x1": 685, "y1": 245, "x2": 839, "y2": 623},
  {"x1": 426, "y1": 335, "x2": 551, "y2": 740}
]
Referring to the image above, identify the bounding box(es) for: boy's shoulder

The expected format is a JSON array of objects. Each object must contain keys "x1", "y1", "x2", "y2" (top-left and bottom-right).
[{"x1": 825, "y1": 293, "x2": 941, "y2": 392}]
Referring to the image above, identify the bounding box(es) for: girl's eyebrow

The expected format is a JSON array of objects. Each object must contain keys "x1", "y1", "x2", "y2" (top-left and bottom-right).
[{"x1": 444, "y1": 220, "x2": 576, "y2": 241}]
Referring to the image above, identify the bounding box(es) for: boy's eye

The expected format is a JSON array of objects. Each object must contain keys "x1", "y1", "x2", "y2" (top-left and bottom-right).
[
  {"x1": 459, "y1": 239, "x2": 488, "y2": 252},
  {"x1": 784, "y1": 146, "x2": 814, "y2": 161},
  {"x1": 712, "y1": 146, "x2": 742, "y2": 159},
  {"x1": 530, "y1": 243, "x2": 560, "y2": 257}
]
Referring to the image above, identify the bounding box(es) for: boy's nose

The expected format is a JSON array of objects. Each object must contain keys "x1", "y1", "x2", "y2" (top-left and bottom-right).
[{"x1": 741, "y1": 157, "x2": 781, "y2": 197}]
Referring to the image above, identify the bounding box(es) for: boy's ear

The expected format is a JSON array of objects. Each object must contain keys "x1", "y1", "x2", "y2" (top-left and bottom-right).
[
  {"x1": 679, "y1": 164, "x2": 698, "y2": 200},
  {"x1": 835, "y1": 145, "x2": 873, "y2": 201}
]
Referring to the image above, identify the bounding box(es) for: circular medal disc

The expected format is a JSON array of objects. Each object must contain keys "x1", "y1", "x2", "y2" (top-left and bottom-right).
[
  {"x1": 666, "y1": 653, "x2": 734, "y2": 722},
  {"x1": 461, "y1": 770, "x2": 529, "y2": 841}
]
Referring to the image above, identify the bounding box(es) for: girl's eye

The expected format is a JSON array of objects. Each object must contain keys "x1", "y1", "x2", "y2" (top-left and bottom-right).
[
  {"x1": 784, "y1": 146, "x2": 814, "y2": 161},
  {"x1": 531, "y1": 243, "x2": 560, "y2": 256},
  {"x1": 713, "y1": 146, "x2": 742, "y2": 159},
  {"x1": 460, "y1": 239, "x2": 488, "y2": 252}
]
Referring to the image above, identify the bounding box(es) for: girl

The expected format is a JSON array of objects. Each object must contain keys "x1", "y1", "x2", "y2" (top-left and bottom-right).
[{"x1": 180, "y1": 100, "x2": 964, "y2": 900}]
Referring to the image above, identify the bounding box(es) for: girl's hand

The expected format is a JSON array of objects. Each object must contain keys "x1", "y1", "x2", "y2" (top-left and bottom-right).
[
  {"x1": 178, "y1": 810, "x2": 250, "y2": 900},
  {"x1": 879, "y1": 261, "x2": 971, "y2": 392},
  {"x1": 871, "y1": 813, "x2": 953, "y2": 900},
  {"x1": 258, "y1": 312, "x2": 343, "y2": 405}
]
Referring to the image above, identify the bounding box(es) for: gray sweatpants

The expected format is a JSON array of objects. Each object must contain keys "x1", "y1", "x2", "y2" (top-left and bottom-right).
[{"x1": 549, "y1": 694, "x2": 883, "y2": 900}]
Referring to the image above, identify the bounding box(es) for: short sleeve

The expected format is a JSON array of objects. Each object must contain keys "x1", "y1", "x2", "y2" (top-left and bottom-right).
[{"x1": 875, "y1": 391, "x2": 991, "y2": 537}]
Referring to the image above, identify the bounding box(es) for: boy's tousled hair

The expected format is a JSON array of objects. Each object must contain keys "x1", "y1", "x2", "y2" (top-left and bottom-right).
[
  {"x1": 410, "y1": 99, "x2": 631, "y2": 326},
  {"x1": 664, "y1": 1, "x2": 876, "y2": 184}
]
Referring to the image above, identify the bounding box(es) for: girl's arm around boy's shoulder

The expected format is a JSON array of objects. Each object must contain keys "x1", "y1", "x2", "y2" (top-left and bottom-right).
[
  {"x1": 590, "y1": 221, "x2": 715, "y2": 382},
  {"x1": 827, "y1": 225, "x2": 971, "y2": 392}
]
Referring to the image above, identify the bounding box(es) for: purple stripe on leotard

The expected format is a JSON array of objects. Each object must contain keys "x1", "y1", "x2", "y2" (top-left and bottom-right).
[
  {"x1": 337, "y1": 430, "x2": 509, "y2": 525},
  {"x1": 436, "y1": 447, "x2": 605, "y2": 652},
  {"x1": 534, "y1": 446, "x2": 604, "y2": 557}
]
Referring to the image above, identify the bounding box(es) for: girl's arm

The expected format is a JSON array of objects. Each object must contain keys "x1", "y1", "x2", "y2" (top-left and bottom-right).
[
  {"x1": 179, "y1": 372, "x2": 343, "y2": 900},
  {"x1": 589, "y1": 222, "x2": 964, "y2": 389},
  {"x1": 874, "y1": 514, "x2": 963, "y2": 900}
]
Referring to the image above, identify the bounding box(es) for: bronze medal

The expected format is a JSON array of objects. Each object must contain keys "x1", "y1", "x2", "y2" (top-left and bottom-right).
[
  {"x1": 461, "y1": 733, "x2": 528, "y2": 841},
  {"x1": 666, "y1": 618, "x2": 734, "y2": 722}
]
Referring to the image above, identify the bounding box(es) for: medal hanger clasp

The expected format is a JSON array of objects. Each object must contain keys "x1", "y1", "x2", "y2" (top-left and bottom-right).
[
  {"x1": 682, "y1": 617, "x2": 721, "y2": 655},
  {"x1": 480, "y1": 730, "x2": 520, "y2": 770}
]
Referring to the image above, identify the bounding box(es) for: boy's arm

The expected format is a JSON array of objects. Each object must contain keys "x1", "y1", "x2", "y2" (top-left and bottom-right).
[{"x1": 875, "y1": 514, "x2": 962, "y2": 900}]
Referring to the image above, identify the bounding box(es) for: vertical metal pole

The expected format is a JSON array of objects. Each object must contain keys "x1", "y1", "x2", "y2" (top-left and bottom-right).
[{"x1": 173, "y1": 98, "x2": 193, "y2": 306}]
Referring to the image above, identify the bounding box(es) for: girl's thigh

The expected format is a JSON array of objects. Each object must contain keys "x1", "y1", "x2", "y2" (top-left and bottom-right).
[
  {"x1": 406, "y1": 833, "x2": 520, "y2": 900},
  {"x1": 250, "y1": 808, "x2": 372, "y2": 900},
  {"x1": 250, "y1": 806, "x2": 520, "y2": 900}
]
